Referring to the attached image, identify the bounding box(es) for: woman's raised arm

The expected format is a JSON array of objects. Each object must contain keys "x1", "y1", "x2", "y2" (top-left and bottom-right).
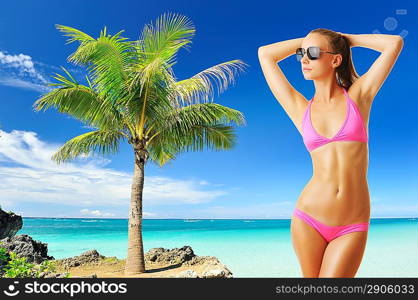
[
  {"x1": 258, "y1": 37, "x2": 307, "y2": 125},
  {"x1": 343, "y1": 33, "x2": 404, "y2": 103}
]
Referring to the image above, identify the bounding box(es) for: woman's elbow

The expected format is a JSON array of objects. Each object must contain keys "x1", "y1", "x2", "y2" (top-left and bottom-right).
[
  {"x1": 258, "y1": 46, "x2": 275, "y2": 61},
  {"x1": 258, "y1": 46, "x2": 267, "y2": 58},
  {"x1": 391, "y1": 35, "x2": 404, "y2": 49}
]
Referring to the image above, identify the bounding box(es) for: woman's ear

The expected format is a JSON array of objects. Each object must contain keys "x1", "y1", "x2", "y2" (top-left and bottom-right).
[{"x1": 333, "y1": 54, "x2": 343, "y2": 68}]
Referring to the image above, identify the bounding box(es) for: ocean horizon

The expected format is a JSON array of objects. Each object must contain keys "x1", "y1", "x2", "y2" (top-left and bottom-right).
[
  {"x1": 21, "y1": 216, "x2": 418, "y2": 220},
  {"x1": 10, "y1": 216, "x2": 418, "y2": 278}
]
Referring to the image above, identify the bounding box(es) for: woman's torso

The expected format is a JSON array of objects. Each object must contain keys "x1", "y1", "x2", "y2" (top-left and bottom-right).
[{"x1": 294, "y1": 87, "x2": 372, "y2": 226}]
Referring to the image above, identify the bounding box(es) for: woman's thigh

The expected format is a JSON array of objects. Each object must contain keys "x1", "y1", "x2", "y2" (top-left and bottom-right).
[
  {"x1": 319, "y1": 231, "x2": 368, "y2": 278},
  {"x1": 290, "y1": 216, "x2": 328, "y2": 277}
]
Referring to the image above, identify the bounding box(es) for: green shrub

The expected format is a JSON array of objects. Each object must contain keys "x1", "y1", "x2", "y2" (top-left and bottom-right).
[
  {"x1": 2, "y1": 252, "x2": 37, "y2": 278},
  {"x1": 0, "y1": 245, "x2": 8, "y2": 264},
  {"x1": 38, "y1": 259, "x2": 57, "y2": 273},
  {"x1": 0, "y1": 243, "x2": 71, "y2": 278},
  {"x1": 103, "y1": 257, "x2": 119, "y2": 264}
]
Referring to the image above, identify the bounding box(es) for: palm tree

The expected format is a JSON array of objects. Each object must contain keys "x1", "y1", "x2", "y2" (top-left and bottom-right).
[{"x1": 33, "y1": 12, "x2": 248, "y2": 276}]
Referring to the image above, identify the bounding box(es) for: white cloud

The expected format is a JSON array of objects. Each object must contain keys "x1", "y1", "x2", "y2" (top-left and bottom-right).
[
  {"x1": 371, "y1": 204, "x2": 418, "y2": 217},
  {"x1": 80, "y1": 208, "x2": 115, "y2": 217},
  {"x1": 143, "y1": 211, "x2": 157, "y2": 217},
  {"x1": 0, "y1": 77, "x2": 50, "y2": 93},
  {"x1": 0, "y1": 50, "x2": 86, "y2": 93},
  {"x1": 0, "y1": 50, "x2": 52, "y2": 92},
  {"x1": 172, "y1": 201, "x2": 295, "y2": 219},
  {"x1": 0, "y1": 51, "x2": 46, "y2": 82},
  {"x1": 34, "y1": 61, "x2": 83, "y2": 74},
  {"x1": 0, "y1": 129, "x2": 228, "y2": 212}
]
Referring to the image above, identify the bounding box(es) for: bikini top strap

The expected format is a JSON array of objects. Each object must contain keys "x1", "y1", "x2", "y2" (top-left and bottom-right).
[
  {"x1": 341, "y1": 86, "x2": 349, "y2": 98},
  {"x1": 302, "y1": 99, "x2": 313, "y2": 127},
  {"x1": 341, "y1": 86, "x2": 354, "y2": 106}
]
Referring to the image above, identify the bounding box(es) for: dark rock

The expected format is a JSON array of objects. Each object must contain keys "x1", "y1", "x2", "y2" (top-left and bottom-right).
[
  {"x1": 39, "y1": 271, "x2": 70, "y2": 278},
  {"x1": 173, "y1": 270, "x2": 198, "y2": 278},
  {"x1": 145, "y1": 245, "x2": 195, "y2": 265},
  {"x1": 182, "y1": 256, "x2": 233, "y2": 278},
  {"x1": 71, "y1": 273, "x2": 97, "y2": 278},
  {"x1": 0, "y1": 234, "x2": 54, "y2": 264},
  {"x1": 55, "y1": 250, "x2": 105, "y2": 269},
  {"x1": 145, "y1": 246, "x2": 233, "y2": 278},
  {"x1": 0, "y1": 209, "x2": 22, "y2": 239}
]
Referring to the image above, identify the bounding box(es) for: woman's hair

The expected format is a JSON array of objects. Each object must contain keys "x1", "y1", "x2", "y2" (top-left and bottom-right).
[{"x1": 310, "y1": 28, "x2": 359, "y2": 89}]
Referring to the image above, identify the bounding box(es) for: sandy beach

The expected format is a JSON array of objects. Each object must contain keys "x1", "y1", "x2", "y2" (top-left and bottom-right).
[{"x1": 54, "y1": 256, "x2": 220, "y2": 278}]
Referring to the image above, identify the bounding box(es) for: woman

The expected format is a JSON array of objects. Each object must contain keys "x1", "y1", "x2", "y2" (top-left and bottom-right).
[{"x1": 258, "y1": 29, "x2": 403, "y2": 278}]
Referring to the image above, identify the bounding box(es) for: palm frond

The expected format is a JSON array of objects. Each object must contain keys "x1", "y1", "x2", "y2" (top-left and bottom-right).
[
  {"x1": 170, "y1": 60, "x2": 249, "y2": 106},
  {"x1": 57, "y1": 24, "x2": 137, "y2": 103},
  {"x1": 158, "y1": 103, "x2": 246, "y2": 135},
  {"x1": 126, "y1": 12, "x2": 195, "y2": 98},
  {"x1": 148, "y1": 122, "x2": 235, "y2": 167},
  {"x1": 145, "y1": 103, "x2": 246, "y2": 166},
  {"x1": 138, "y1": 12, "x2": 195, "y2": 66},
  {"x1": 183, "y1": 123, "x2": 236, "y2": 151},
  {"x1": 33, "y1": 68, "x2": 125, "y2": 131},
  {"x1": 51, "y1": 130, "x2": 127, "y2": 164},
  {"x1": 55, "y1": 24, "x2": 95, "y2": 44},
  {"x1": 82, "y1": 31, "x2": 137, "y2": 102},
  {"x1": 56, "y1": 24, "x2": 97, "y2": 67},
  {"x1": 146, "y1": 140, "x2": 178, "y2": 167},
  {"x1": 122, "y1": 66, "x2": 175, "y2": 131}
]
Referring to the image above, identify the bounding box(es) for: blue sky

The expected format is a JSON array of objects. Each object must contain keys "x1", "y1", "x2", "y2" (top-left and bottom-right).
[{"x1": 0, "y1": 0, "x2": 416, "y2": 219}]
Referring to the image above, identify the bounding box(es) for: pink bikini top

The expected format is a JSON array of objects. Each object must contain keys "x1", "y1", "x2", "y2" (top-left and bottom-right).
[{"x1": 302, "y1": 87, "x2": 368, "y2": 152}]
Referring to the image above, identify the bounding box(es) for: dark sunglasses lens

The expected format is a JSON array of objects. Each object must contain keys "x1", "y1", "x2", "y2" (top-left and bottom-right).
[
  {"x1": 307, "y1": 47, "x2": 320, "y2": 60},
  {"x1": 295, "y1": 48, "x2": 304, "y2": 61}
]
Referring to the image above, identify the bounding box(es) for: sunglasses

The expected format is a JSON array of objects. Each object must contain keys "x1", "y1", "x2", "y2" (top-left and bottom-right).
[{"x1": 296, "y1": 46, "x2": 339, "y2": 61}]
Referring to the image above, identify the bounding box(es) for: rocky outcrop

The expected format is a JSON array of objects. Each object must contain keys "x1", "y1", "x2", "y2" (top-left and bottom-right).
[
  {"x1": 0, "y1": 234, "x2": 54, "y2": 264},
  {"x1": 55, "y1": 250, "x2": 106, "y2": 269},
  {"x1": 175, "y1": 269, "x2": 199, "y2": 278},
  {"x1": 145, "y1": 245, "x2": 195, "y2": 265},
  {"x1": 54, "y1": 246, "x2": 233, "y2": 278},
  {"x1": 39, "y1": 271, "x2": 94, "y2": 278},
  {"x1": 0, "y1": 229, "x2": 233, "y2": 278},
  {"x1": 0, "y1": 211, "x2": 233, "y2": 278},
  {"x1": 176, "y1": 255, "x2": 233, "y2": 278},
  {"x1": 0, "y1": 209, "x2": 22, "y2": 239},
  {"x1": 145, "y1": 246, "x2": 233, "y2": 278},
  {"x1": 37, "y1": 271, "x2": 71, "y2": 278}
]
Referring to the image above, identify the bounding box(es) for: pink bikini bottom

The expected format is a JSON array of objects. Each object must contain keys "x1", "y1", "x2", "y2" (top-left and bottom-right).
[{"x1": 293, "y1": 208, "x2": 369, "y2": 243}]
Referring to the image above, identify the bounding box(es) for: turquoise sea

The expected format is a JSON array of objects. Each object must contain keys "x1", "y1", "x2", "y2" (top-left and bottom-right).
[{"x1": 16, "y1": 217, "x2": 418, "y2": 277}]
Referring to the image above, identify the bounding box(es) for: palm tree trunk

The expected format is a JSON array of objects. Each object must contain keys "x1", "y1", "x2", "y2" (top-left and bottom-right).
[{"x1": 124, "y1": 149, "x2": 146, "y2": 275}]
